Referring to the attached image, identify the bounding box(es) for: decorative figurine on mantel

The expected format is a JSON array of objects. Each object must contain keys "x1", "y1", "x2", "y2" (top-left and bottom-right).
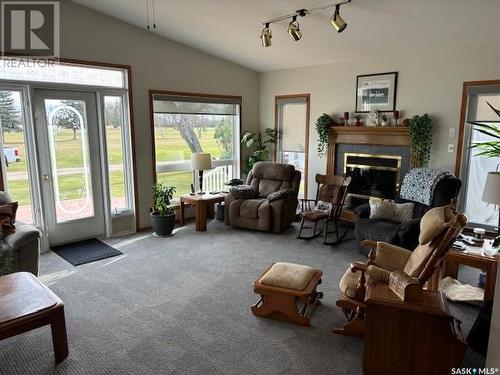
[
  {"x1": 343, "y1": 112, "x2": 349, "y2": 126},
  {"x1": 380, "y1": 114, "x2": 389, "y2": 127},
  {"x1": 354, "y1": 114, "x2": 363, "y2": 126},
  {"x1": 368, "y1": 110, "x2": 379, "y2": 127}
]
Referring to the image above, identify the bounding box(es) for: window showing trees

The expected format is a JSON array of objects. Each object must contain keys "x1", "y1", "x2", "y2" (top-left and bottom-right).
[
  {"x1": 0, "y1": 90, "x2": 34, "y2": 223},
  {"x1": 103, "y1": 95, "x2": 132, "y2": 214},
  {"x1": 152, "y1": 94, "x2": 241, "y2": 196}
]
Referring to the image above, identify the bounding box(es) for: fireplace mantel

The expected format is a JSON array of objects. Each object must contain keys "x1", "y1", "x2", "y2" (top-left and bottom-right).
[{"x1": 327, "y1": 126, "x2": 411, "y2": 176}]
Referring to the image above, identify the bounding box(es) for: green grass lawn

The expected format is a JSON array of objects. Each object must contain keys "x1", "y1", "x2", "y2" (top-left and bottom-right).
[{"x1": 4, "y1": 126, "x2": 228, "y2": 205}]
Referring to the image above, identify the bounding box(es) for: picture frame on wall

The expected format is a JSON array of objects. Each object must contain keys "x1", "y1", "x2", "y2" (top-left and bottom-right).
[{"x1": 355, "y1": 72, "x2": 398, "y2": 113}]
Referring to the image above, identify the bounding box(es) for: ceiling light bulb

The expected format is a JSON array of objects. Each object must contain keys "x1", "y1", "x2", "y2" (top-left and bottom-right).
[
  {"x1": 260, "y1": 24, "x2": 272, "y2": 47},
  {"x1": 288, "y1": 17, "x2": 302, "y2": 41},
  {"x1": 330, "y1": 5, "x2": 347, "y2": 33}
]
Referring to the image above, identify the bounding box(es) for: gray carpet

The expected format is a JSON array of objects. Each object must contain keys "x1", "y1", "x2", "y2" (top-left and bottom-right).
[{"x1": 0, "y1": 221, "x2": 485, "y2": 374}]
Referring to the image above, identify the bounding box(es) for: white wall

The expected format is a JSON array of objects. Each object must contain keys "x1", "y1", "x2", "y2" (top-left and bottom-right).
[
  {"x1": 259, "y1": 42, "x2": 500, "y2": 198},
  {"x1": 60, "y1": 1, "x2": 259, "y2": 229}
]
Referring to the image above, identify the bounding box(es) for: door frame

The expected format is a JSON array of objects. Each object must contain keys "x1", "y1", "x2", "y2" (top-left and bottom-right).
[
  {"x1": 34, "y1": 89, "x2": 106, "y2": 245},
  {"x1": 274, "y1": 93, "x2": 311, "y2": 199},
  {"x1": 0, "y1": 57, "x2": 139, "y2": 232},
  {"x1": 0, "y1": 80, "x2": 135, "y2": 249}
]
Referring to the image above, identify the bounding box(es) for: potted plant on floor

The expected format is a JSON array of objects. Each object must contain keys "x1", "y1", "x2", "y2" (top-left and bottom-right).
[
  {"x1": 241, "y1": 128, "x2": 279, "y2": 174},
  {"x1": 151, "y1": 183, "x2": 176, "y2": 237}
]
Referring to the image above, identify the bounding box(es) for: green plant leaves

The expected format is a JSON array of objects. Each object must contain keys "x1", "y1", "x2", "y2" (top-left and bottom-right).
[
  {"x1": 468, "y1": 102, "x2": 500, "y2": 158},
  {"x1": 240, "y1": 128, "x2": 278, "y2": 173},
  {"x1": 315, "y1": 113, "x2": 333, "y2": 157},
  {"x1": 409, "y1": 113, "x2": 432, "y2": 167},
  {"x1": 152, "y1": 183, "x2": 176, "y2": 215}
]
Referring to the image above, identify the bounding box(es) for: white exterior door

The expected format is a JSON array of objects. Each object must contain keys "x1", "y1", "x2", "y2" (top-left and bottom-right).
[{"x1": 34, "y1": 89, "x2": 105, "y2": 245}]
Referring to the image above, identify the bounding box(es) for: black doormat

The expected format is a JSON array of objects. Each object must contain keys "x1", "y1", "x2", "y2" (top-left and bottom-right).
[{"x1": 51, "y1": 239, "x2": 122, "y2": 266}]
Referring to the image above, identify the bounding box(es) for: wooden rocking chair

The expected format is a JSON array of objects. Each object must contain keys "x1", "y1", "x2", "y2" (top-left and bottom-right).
[
  {"x1": 296, "y1": 174, "x2": 351, "y2": 245},
  {"x1": 334, "y1": 204, "x2": 467, "y2": 336}
]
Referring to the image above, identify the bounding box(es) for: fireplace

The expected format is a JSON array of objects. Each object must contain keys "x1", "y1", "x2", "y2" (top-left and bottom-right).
[{"x1": 344, "y1": 153, "x2": 402, "y2": 200}]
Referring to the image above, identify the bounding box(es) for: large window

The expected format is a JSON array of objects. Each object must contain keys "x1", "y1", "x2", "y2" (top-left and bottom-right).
[
  {"x1": 151, "y1": 93, "x2": 241, "y2": 196},
  {"x1": 276, "y1": 95, "x2": 310, "y2": 198},
  {"x1": 459, "y1": 84, "x2": 500, "y2": 229}
]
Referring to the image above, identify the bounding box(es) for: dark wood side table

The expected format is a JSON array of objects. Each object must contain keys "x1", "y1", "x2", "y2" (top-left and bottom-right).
[
  {"x1": 364, "y1": 284, "x2": 466, "y2": 375},
  {"x1": 428, "y1": 240, "x2": 499, "y2": 301},
  {"x1": 0, "y1": 272, "x2": 68, "y2": 364},
  {"x1": 179, "y1": 193, "x2": 226, "y2": 231}
]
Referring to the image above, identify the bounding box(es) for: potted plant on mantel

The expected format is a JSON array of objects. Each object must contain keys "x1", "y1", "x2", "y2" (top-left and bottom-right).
[
  {"x1": 151, "y1": 183, "x2": 176, "y2": 237},
  {"x1": 409, "y1": 113, "x2": 432, "y2": 167}
]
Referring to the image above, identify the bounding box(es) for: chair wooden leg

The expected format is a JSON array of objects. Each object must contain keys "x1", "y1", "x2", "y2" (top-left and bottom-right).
[
  {"x1": 323, "y1": 219, "x2": 329, "y2": 244},
  {"x1": 251, "y1": 294, "x2": 311, "y2": 326},
  {"x1": 332, "y1": 306, "x2": 365, "y2": 337},
  {"x1": 296, "y1": 217, "x2": 306, "y2": 239}
]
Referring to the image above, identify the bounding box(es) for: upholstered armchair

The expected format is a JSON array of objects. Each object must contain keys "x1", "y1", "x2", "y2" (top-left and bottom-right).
[
  {"x1": 224, "y1": 162, "x2": 301, "y2": 233},
  {"x1": 354, "y1": 175, "x2": 461, "y2": 254},
  {"x1": 334, "y1": 205, "x2": 467, "y2": 336},
  {"x1": 0, "y1": 192, "x2": 41, "y2": 276}
]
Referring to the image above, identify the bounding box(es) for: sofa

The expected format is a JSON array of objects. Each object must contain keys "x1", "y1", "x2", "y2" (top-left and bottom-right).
[
  {"x1": 0, "y1": 192, "x2": 41, "y2": 276},
  {"x1": 354, "y1": 175, "x2": 461, "y2": 254},
  {"x1": 224, "y1": 162, "x2": 301, "y2": 233}
]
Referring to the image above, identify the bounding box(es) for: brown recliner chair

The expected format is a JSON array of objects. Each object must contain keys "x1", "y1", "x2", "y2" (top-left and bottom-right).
[{"x1": 224, "y1": 162, "x2": 301, "y2": 233}]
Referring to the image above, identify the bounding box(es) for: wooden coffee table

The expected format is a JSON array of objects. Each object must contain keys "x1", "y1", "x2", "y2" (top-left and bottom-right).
[
  {"x1": 179, "y1": 193, "x2": 226, "y2": 231},
  {"x1": 429, "y1": 239, "x2": 499, "y2": 301},
  {"x1": 0, "y1": 272, "x2": 68, "y2": 364}
]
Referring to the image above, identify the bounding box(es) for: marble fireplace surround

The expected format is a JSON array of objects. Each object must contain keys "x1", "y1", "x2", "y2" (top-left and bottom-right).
[{"x1": 327, "y1": 127, "x2": 412, "y2": 189}]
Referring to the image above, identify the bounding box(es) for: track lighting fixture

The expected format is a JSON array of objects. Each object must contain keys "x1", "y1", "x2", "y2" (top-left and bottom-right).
[
  {"x1": 330, "y1": 4, "x2": 347, "y2": 33},
  {"x1": 261, "y1": 23, "x2": 272, "y2": 47},
  {"x1": 288, "y1": 16, "x2": 302, "y2": 41},
  {"x1": 259, "y1": 0, "x2": 351, "y2": 47}
]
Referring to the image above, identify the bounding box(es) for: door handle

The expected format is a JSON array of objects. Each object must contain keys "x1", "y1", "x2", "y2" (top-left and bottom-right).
[{"x1": 42, "y1": 174, "x2": 49, "y2": 181}]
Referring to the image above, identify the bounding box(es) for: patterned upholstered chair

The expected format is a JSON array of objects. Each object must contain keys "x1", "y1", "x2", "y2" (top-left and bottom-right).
[{"x1": 334, "y1": 205, "x2": 467, "y2": 336}]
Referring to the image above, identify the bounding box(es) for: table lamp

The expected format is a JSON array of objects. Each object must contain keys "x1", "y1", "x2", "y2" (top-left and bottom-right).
[
  {"x1": 482, "y1": 171, "x2": 500, "y2": 235},
  {"x1": 191, "y1": 153, "x2": 212, "y2": 194}
]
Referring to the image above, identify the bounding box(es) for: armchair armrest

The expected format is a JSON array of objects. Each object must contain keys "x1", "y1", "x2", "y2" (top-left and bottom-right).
[
  {"x1": 354, "y1": 203, "x2": 370, "y2": 218},
  {"x1": 374, "y1": 242, "x2": 412, "y2": 272},
  {"x1": 4, "y1": 222, "x2": 41, "y2": 250},
  {"x1": 350, "y1": 261, "x2": 368, "y2": 273}
]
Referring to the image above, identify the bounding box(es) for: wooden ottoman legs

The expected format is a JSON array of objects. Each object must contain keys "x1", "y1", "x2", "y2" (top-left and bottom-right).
[{"x1": 251, "y1": 288, "x2": 323, "y2": 326}]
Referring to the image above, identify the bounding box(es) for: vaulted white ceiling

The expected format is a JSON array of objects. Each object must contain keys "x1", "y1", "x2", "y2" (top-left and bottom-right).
[{"x1": 71, "y1": 0, "x2": 500, "y2": 72}]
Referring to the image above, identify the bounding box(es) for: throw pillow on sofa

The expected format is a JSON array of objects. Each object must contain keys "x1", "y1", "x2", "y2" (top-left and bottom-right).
[
  {"x1": 0, "y1": 201, "x2": 18, "y2": 238},
  {"x1": 369, "y1": 198, "x2": 414, "y2": 223},
  {"x1": 229, "y1": 185, "x2": 258, "y2": 199}
]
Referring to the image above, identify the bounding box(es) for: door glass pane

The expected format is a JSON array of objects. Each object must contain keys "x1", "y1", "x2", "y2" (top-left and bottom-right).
[
  {"x1": 0, "y1": 90, "x2": 34, "y2": 223},
  {"x1": 277, "y1": 98, "x2": 308, "y2": 197},
  {"x1": 464, "y1": 93, "x2": 500, "y2": 227},
  {"x1": 44, "y1": 99, "x2": 94, "y2": 222},
  {"x1": 103, "y1": 96, "x2": 129, "y2": 213}
]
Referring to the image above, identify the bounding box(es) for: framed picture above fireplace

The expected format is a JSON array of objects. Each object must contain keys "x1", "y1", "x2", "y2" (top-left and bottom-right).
[{"x1": 356, "y1": 72, "x2": 398, "y2": 113}]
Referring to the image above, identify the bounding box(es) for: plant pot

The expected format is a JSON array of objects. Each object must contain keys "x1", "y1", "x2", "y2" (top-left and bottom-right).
[{"x1": 150, "y1": 212, "x2": 176, "y2": 237}]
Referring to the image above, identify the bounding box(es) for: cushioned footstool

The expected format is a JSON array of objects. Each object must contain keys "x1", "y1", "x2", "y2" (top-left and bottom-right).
[{"x1": 251, "y1": 262, "x2": 323, "y2": 326}]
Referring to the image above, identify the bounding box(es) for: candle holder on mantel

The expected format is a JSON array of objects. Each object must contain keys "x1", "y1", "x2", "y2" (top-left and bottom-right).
[
  {"x1": 394, "y1": 110, "x2": 400, "y2": 127},
  {"x1": 343, "y1": 112, "x2": 349, "y2": 126}
]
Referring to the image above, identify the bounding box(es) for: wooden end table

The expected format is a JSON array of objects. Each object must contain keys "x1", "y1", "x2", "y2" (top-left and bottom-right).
[
  {"x1": 179, "y1": 193, "x2": 226, "y2": 231},
  {"x1": 429, "y1": 239, "x2": 499, "y2": 301},
  {"x1": 0, "y1": 272, "x2": 68, "y2": 364}
]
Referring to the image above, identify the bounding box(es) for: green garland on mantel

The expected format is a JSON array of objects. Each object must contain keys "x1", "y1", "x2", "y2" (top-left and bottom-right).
[
  {"x1": 315, "y1": 113, "x2": 334, "y2": 156},
  {"x1": 409, "y1": 113, "x2": 433, "y2": 167}
]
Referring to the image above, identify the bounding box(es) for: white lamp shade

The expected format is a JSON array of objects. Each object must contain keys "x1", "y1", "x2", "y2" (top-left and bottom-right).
[
  {"x1": 482, "y1": 172, "x2": 500, "y2": 204},
  {"x1": 191, "y1": 153, "x2": 212, "y2": 171}
]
